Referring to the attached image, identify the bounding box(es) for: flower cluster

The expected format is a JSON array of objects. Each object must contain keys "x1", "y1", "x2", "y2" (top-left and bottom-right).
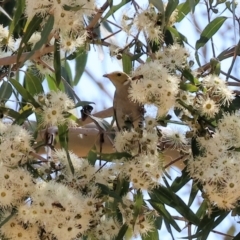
[
  {"x1": 114, "y1": 126, "x2": 163, "y2": 191},
  {"x1": 0, "y1": 122, "x2": 33, "y2": 166},
  {"x1": 25, "y1": 0, "x2": 95, "y2": 35},
  {"x1": 187, "y1": 112, "x2": 240, "y2": 209},
  {"x1": 118, "y1": 196, "x2": 156, "y2": 237},
  {"x1": 18, "y1": 181, "x2": 99, "y2": 239},
  {"x1": 0, "y1": 164, "x2": 34, "y2": 208},
  {"x1": 178, "y1": 74, "x2": 235, "y2": 119},
  {"x1": 34, "y1": 91, "x2": 76, "y2": 127},
  {"x1": 0, "y1": 25, "x2": 15, "y2": 58},
  {"x1": 129, "y1": 59, "x2": 181, "y2": 117},
  {"x1": 121, "y1": 4, "x2": 178, "y2": 42}
]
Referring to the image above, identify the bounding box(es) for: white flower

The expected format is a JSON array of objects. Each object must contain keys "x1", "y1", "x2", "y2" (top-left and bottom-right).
[
  {"x1": 162, "y1": 127, "x2": 188, "y2": 149},
  {"x1": 200, "y1": 97, "x2": 219, "y2": 118},
  {"x1": 202, "y1": 75, "x2": 235, "y2": 106},
  {"x1": 129, "y1": 61, "x2": 180, "y2": 116},
  {"x1": 155, "y1": 43, "x2": 190, "y2": 70},
  {"x1": 0, "y1": 165, "x2": 34, "y2": 207},
  {"x1": 0, "y1": 123, "x2": 33, "y2": 166},
  {"x1": 34, "y1": 91, "x2": 76, "y2": 127}
]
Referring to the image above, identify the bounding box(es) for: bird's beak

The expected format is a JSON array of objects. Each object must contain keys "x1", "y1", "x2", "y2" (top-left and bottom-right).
[{"x1": 103, "y1": 74, "x2": 109, "y2": 78}]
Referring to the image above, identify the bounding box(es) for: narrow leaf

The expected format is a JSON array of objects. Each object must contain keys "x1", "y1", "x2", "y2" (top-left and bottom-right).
[
  {"x1": 115, "y1": 223, "x2": 128, "y2": 240},
  {"x1": 165, "y1": 0, "x2": 179, "y2": 24},
  {"x1": 180, "y1": 82, "x2": 199, "y2": 92},
  {"x1": 177, "y1": 0, "x2": 200, "y2": 22},
  {"x1": 25, "y1": 71, "x2": 44, "y2": 95},
  {"x1": 188, "y1": 183, "x2": 198, "y2": 207},
  {"x1": 73, "y1": 49, "x2": 88, "y2": 85},
  {"x1": 96, "y1": 183, "x2": 122, "y2": 201},
  {"x1": 8, "y1": 0, "x2": 25, "y2": 37},
  {"x1": 54, "y1": 38, "x2": 62, "y2": 86},
  {"x1": 9, "y1": 78, "x2": 40, "y2": 108},
  {"x1": 196, "y1": 17, "x2": 227, "y2": 50},
  {"x1": 101, "y1": 0, "x2": 131, "y2": 22},
  {"x1": 17, "y1": 14, "x2": 43, "y2": 62},
  {"x1": 0, "y1": 81, "x2": 12, "y2": 100},
  {"x1": 171, "y1": 167, "x2": 190, "y2": 192},
  {"x1": 87, "y1": 146, "x2": 97, "y2": 165},
  {"x1": 122, "y1": 53, "x2": 132, "y2": 74},
  {"x1": 0, "y1": 107, "x2": 20, "y2": 119},
  {"x1": 149, "y1": 200, "x2": 181, "y2": 232}
]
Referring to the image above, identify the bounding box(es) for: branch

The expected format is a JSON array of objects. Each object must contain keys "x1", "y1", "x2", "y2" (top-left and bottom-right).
[
  {"x1": 0, "y1": 46, "x2": 54, "y2": 66},
  {"x1": 87, "y1": 1, "x2": 109, "y2": 30}
]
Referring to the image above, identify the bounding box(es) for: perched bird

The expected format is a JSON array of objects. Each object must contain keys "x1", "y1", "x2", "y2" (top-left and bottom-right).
[{"x1": 103, "y1": 71, "x2": 144, "y2": 131}]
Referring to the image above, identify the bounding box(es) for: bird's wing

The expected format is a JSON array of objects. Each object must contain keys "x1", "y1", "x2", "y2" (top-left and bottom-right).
[{"x1": 113, "y1": 87, "x2": 144, "y2": 130}]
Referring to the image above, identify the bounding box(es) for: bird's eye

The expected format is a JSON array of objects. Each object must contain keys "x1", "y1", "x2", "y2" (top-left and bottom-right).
[{"x1": 117, "y1": 73, "x2": 122, "y2": 77}]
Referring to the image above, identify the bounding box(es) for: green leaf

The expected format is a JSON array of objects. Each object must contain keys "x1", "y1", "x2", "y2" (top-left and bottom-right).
[
  {"x1": 151, "y1": 186, "x2": 200, "y2": 225},
  {"x1": 188, "y1": 182, "x2": 199, "y2": 206},
  {"x1": 58, "y1": 125, "x2": 74, "y2": 174},
  {"x1": 61, "y1": 65, "x2": 75, "y2": 100},
  {"x1": 171, "y1": 167, "x2": 191, "y2": 192},
  {"x1": 149, "y1": 0, "x2": 165, "y2": 13},
  {"x1": 63, "y1": 60, "x2": 73, "y2": 84},
  {"x1": 13, "y1": 109, "x2": 33, "y2": 125},
  {"x1": 17, "y1": 14, "x2": 43, "y2": 62},
  {"x1": 54, "y1": 38, "x2": 62, "y2": 86},
  {"x1": 9, "y1": 78, "x2": 40, "y2": 108},
  {"x1": 154, "y1": 216, "x2": 162, "y2": 230},
  {"x1": 177, "y1": 0, "x2": 200, "y2": 22},
  {"x1": 46, "y1": 75, "x2": 58, "y2": 91},
  {"x1": 101, "y1": 0, "x2": 131, "y2": 22},
  {"x1": 8, "y1": 0, "x2": 25, "y2": 37},
  {"x1": 196, "y1": 199, "x2": 208, "y2": 219},
  {"x1": 233, "y1": 232, "x2": 240, "y2": 240},
  {"x1": 149, "y1": 200, "x2": 181, "y2": 232},
  {"x1": 0, "y1": 81, "x2": 12, "y2": 101},
  {"x1": 115, "y1": 223, "x2": 128, "y2": 240},
  {"x1": 96, "y1": 183, "x2": 122, "y2": 201},
  {"x1": 133, "y1": 191, "x2": 144, "y2": 223},
  {"x1": 196, "y1": 16, "x2": 227, "y2": 50},
  {"x1": 165, "y1": 0, "x2": 179, "y2": 24},
  {"x1": 25, "y1": 71, "x2": 44, "y2": 95},
  {"x1": 166, "y1": 26, "x2": 188, "y2": 44},
  {"x1": 195, "y1": 211, "x2": 229, "y2": 239},
  {"x1": 87, "y1": 146, "x2": 97, "y2": 165},
  {"x1": 24, "y1": 15, "x2": 54, "y2": 64},
  {"x1": 196, "y1": 208, "x2": 228, "y2": 234},
  {"x1": 180, "y1": 82, "x2": 199, "y2": 92},
  {"x1": 122, "y1": 53, "x2": 132, "y2": 74},
  {"x1": 73, "y1": 49, "x2": 88, "y2": 85},
  {"x1": 189, "y1": 0, "x2": 197, "y2": 13},
  {"x1": 181, "y1": 69, "x2": 199, "y2": 84},
  {"x1": 195, "y1": 50, "x2": 201, "y2": 67},
  {"x1": 0, "y1": 106, "x2": 20, "y2": 119}
]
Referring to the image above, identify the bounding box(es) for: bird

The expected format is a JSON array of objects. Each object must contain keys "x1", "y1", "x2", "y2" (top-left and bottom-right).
[{"x1": 103, "y1": 71, "x2": 144, "y2": 131}]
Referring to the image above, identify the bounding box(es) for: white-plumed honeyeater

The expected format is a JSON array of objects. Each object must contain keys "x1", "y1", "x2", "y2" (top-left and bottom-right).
[{"x1": 103, "y1": 71, "x2": 144, "y2": 131}]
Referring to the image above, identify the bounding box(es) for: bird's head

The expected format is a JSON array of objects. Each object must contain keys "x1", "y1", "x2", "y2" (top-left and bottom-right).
[{"x1": 103, "y1": 71, "x2": 131, "y2": 88}]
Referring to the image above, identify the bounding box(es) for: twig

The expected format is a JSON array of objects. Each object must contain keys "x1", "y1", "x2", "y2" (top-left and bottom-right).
[
  {"x1": 87, "y1": 1, "x2": 109, "y2": 30},
  {"x1": 163, "y1": 154, "x2": 188, "y2": 169},
  {"x1": 0, "y1": 46, "x2": 54, "y2": 66}
]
